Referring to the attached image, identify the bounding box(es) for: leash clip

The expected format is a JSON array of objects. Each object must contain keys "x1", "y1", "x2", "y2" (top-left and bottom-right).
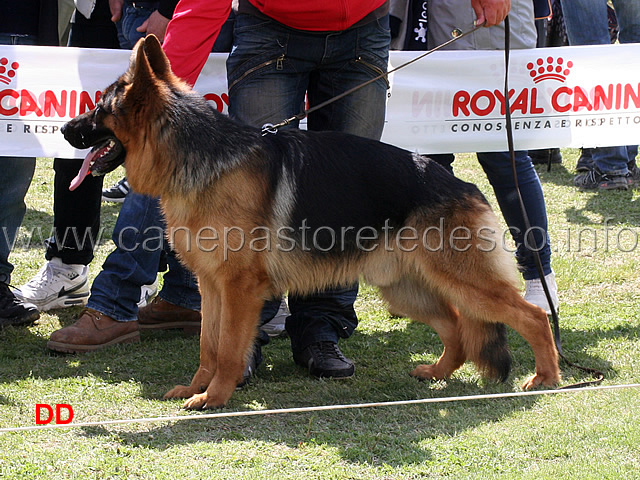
[{"x1": 261, "y1": 123, "x2": 278, "y2": 136}]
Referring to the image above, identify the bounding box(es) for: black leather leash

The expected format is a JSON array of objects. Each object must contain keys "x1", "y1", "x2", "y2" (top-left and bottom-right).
[{"x1": 502, "y1": 16, "x2": 604, "y2": 389}]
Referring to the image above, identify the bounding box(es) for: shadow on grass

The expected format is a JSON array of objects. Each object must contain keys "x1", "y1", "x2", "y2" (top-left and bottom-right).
[
  {"x1": 1, "y1": 317, "x2": 626, "y2": 467},
  {"x1": 534, "y1": 160, "x2": 575, "y2": 186},
  {"x1": 563, "y1": 189, "x2": 640, "y2": 227},
  {"x1": 533, "y1": 162, "x2": 640, "y2": 227}
]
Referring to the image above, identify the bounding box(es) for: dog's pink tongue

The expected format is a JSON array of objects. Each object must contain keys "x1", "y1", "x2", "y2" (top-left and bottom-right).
[{"x1": 69, "y1": 149, "x2": 98, "y2": 191}]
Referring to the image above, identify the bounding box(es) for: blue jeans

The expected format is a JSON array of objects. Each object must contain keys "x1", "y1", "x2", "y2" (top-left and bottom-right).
[
  {"x1": 117, "y1": 2, "x2": 159, "y2": 49},
  {"x1": 224, "y1": 13, "x2": 390, "y2": 351},
  {"x1": 560, "y1": 0, "x2": 640, "y2": 175},
  {"x1": 0, "y1": 34, "x2": 37, "y2": 284},
  {"x1": 431, "y1": 151, "x2": 551, "y2": 280},
  {"x1": 560, "y1": 0, "x2": 640, "y2": 45},
  {"x1": 581, "y1": 145, "x2": 639, "y2": 169},
  {"x1": 117, "y1": 3, "x2": 235, "y2": 52},
  {"x1": 0, "y1": 158, "x2": 36, "y2": 285},
  {"x1": 227, "y1": 14, "x2": 390, "y2": 139},
  {"x1": 88, "y1": 193, "x2": 199, "y2": 322}
]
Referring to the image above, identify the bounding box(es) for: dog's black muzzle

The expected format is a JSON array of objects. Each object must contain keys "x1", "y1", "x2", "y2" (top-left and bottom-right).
[{"x1": 64, "y1": 111, "x2": 127, "y2": 190}]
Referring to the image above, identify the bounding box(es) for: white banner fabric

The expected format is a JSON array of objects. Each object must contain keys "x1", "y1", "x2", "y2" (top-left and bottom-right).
[{"x1": 0, "y1": 43, "x2": 639, "y2": 159}]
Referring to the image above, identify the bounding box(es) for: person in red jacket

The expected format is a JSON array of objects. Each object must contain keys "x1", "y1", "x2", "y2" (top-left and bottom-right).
[{"x1": 141, "y1": 0, "x2": 511, "y2": 380}]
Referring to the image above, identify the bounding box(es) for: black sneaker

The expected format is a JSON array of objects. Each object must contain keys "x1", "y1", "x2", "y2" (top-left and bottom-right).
[
  {"x1": 0, "y1": 282, "x2": 40, "y2": 329},
  {"x1": 574, "y1": 167, "x2": 629, "y2": 191},
  {"x1": 293, "y1": 341, "x2": 355, "y2": 378},
  {"x1": 575, "y1": 148, "x2": 594, "y2": 172},
  {"x1": 627, "y1": 165, "x2": 640, "y2": 188},
  {"x1": 101, "y1": 178, "x2": 130, "y2": 203}
]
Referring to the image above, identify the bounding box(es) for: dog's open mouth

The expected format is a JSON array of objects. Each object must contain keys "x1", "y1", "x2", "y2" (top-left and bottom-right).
[{"x1": 69, "y1": 137, "x2": 125, "y2": 191}]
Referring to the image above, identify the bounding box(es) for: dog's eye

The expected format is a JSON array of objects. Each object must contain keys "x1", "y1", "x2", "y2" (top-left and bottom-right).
[{"x1": 94, "y1": 105, "x2": 111, "y2": 118}]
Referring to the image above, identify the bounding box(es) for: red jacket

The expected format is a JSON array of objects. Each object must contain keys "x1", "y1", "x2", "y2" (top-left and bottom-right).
[{"x1": 163, "y1": 0, "x2": 386, "y2": 86}]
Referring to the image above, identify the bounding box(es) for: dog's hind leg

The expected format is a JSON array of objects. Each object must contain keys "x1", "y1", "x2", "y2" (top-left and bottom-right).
[
  {"x1": 436, "y1": 273, "x2": 560, "y2": 389},
  {"x1": 379, "y1": 281, "x2": 467, "y2": 381},
  {"x1": 181, "y1": 270, "x2": 269, "y2": 410},
  {"x1": 163, "y1": 278, "x2": 220, "y2": 402},
  {"x1": 409, "y1": 205, "x2": 559, "y2": 389},
  {"x1": 476, "y1": 291, "x2": 559, "y2": 390}
]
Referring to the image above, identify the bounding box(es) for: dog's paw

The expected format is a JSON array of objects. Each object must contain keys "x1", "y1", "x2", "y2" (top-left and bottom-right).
[
  {"x1": 163, "y1": 385, "x2": 196, "y2": 399},
  {"x1": 182, "y1": 392, "x2": 226, "y2": 410},
  {"x1": 521, "y1": 371, "x2": 561, "y2": 390},
  {"x1": 409, "y1": 364, "x2": 447, "y2": 381}
]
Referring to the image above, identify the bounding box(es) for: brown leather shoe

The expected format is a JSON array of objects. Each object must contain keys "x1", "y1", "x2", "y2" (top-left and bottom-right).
[
  {"x1": 47, "y1": 308, "x2": 139, "y2": 353},
  {"x1": 137, "y1": 297, "x2": 201, "y2": 334}
]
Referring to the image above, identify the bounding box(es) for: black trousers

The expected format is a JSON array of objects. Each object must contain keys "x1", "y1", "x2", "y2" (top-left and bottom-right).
[{"x1": 47, "y1": 0, "x2": 120, "y2": 265}]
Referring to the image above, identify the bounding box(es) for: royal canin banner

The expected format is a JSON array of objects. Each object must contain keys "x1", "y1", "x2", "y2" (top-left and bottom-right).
[{"x1": 1, "y1": 43, "x2": 639, "y2": 158}]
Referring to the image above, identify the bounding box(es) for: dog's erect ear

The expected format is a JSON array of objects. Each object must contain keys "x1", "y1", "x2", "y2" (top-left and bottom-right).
[
  {"x1": 121, "y1": 37, "x2": 163, "y2": 108},
  {"x1": 126, "y1": 35, "x2": 180, "y2": 92},
  {"x1": 142, "y1": 34, "x2": 173, "y2": 81},
  {"x1": 128, "y1": 35, "x2": 174, "y2": 86}
]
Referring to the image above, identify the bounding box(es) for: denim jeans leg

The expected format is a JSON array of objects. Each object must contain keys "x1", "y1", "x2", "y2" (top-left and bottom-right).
[
  {"x1": 227, "y1": 16, "x2": 308, "y2": 128},
  {"x1": 591, "y1": 146, "x2": 630, "y2": 176},
  {"x1": 0, "y1": 37, "x2": 37, "y2": 283},
  {"x1": 227, "y1": 14, "x2": 390, "y2": 137},
  {"x1": 87, "y1": 193, "x2": 165, "y2": 321},
  {"x1": 559, "y1": 0, "x2": 610, "y2": 45},
  {"x1": 612, "y1": 0, "x2": 640, "y2": 44},
  {"x1": 0, "y1": 157, "x2": 36, "y2": 284},
  {"x1": 305, "y1": 16, "x2": 390, "y2": 140},
  {"x1": 477, "y1": 151, "x2": 552, "y2": 280},
  {"x1": 159, "y1": 249, "x2": 201, "y2": 311},
  {"x1": 627, "y1": 145, "x2": 639, "y2": 168}
]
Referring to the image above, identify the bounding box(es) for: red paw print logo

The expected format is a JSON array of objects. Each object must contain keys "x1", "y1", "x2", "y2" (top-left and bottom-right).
[
  {"x1": 527, "y1": 56, "x2": 573, "y2": 84},
  {"x1": 0, "y1": 57, "x2": 20, "y2": 85}
]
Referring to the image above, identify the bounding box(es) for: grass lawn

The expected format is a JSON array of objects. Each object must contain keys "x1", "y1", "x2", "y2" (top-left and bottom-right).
[{"x1": 1, "y1": 151, "x2": 639, "y2": 479}]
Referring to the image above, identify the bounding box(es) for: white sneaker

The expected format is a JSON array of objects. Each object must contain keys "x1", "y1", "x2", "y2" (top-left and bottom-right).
[
  {"x1": 524, "y1": 271, "x2": 559, "y2": 315},
  {"x1": 14, "y1": 258, "x2": 89, "y2": 311},
  {"x1": 261, "y1": 297, "x2": 289, "y2": 337},
  {"x1": 138, "y1": 276, "x2": 159, "y2": 308}
]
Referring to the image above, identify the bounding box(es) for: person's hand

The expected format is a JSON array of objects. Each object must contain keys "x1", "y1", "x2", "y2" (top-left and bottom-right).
[
  {"x1": 136, "y1": 10, "x2": 171, "y2": 42},
  {"x1": 471, "y1": 0, "x2": 511, "y2": 26},
  {"x1": 109, "y1": 0, "x2": 125, "y2": 22}
]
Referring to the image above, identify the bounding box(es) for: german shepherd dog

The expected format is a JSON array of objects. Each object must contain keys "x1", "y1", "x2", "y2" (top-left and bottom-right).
[{"x1": 63, "y1": 36, "x2": 560, "y2": 409}]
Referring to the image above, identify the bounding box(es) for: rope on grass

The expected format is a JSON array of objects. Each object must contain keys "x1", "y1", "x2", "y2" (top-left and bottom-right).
[{"x1": 1, "y1": 383, "x2": 639, "y2": 433}]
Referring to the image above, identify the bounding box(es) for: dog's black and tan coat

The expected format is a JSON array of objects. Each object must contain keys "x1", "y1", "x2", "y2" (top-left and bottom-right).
[{"x1": 63, "y1": 35, "x2": 560, "y2": 409}]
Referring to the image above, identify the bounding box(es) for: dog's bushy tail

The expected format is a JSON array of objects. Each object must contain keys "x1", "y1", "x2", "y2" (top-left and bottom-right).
[{"x1": 461, "y1": 321, "x2": 512, "y2": 382}]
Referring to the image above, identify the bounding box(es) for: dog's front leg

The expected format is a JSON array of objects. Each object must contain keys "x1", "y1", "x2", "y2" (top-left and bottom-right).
[
  {"x1": 164, "y1": 280, "x2": 221, "y2": 400},
  {"x1": 182, "y1": 272, "x2": 268, "y2": 410}
]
